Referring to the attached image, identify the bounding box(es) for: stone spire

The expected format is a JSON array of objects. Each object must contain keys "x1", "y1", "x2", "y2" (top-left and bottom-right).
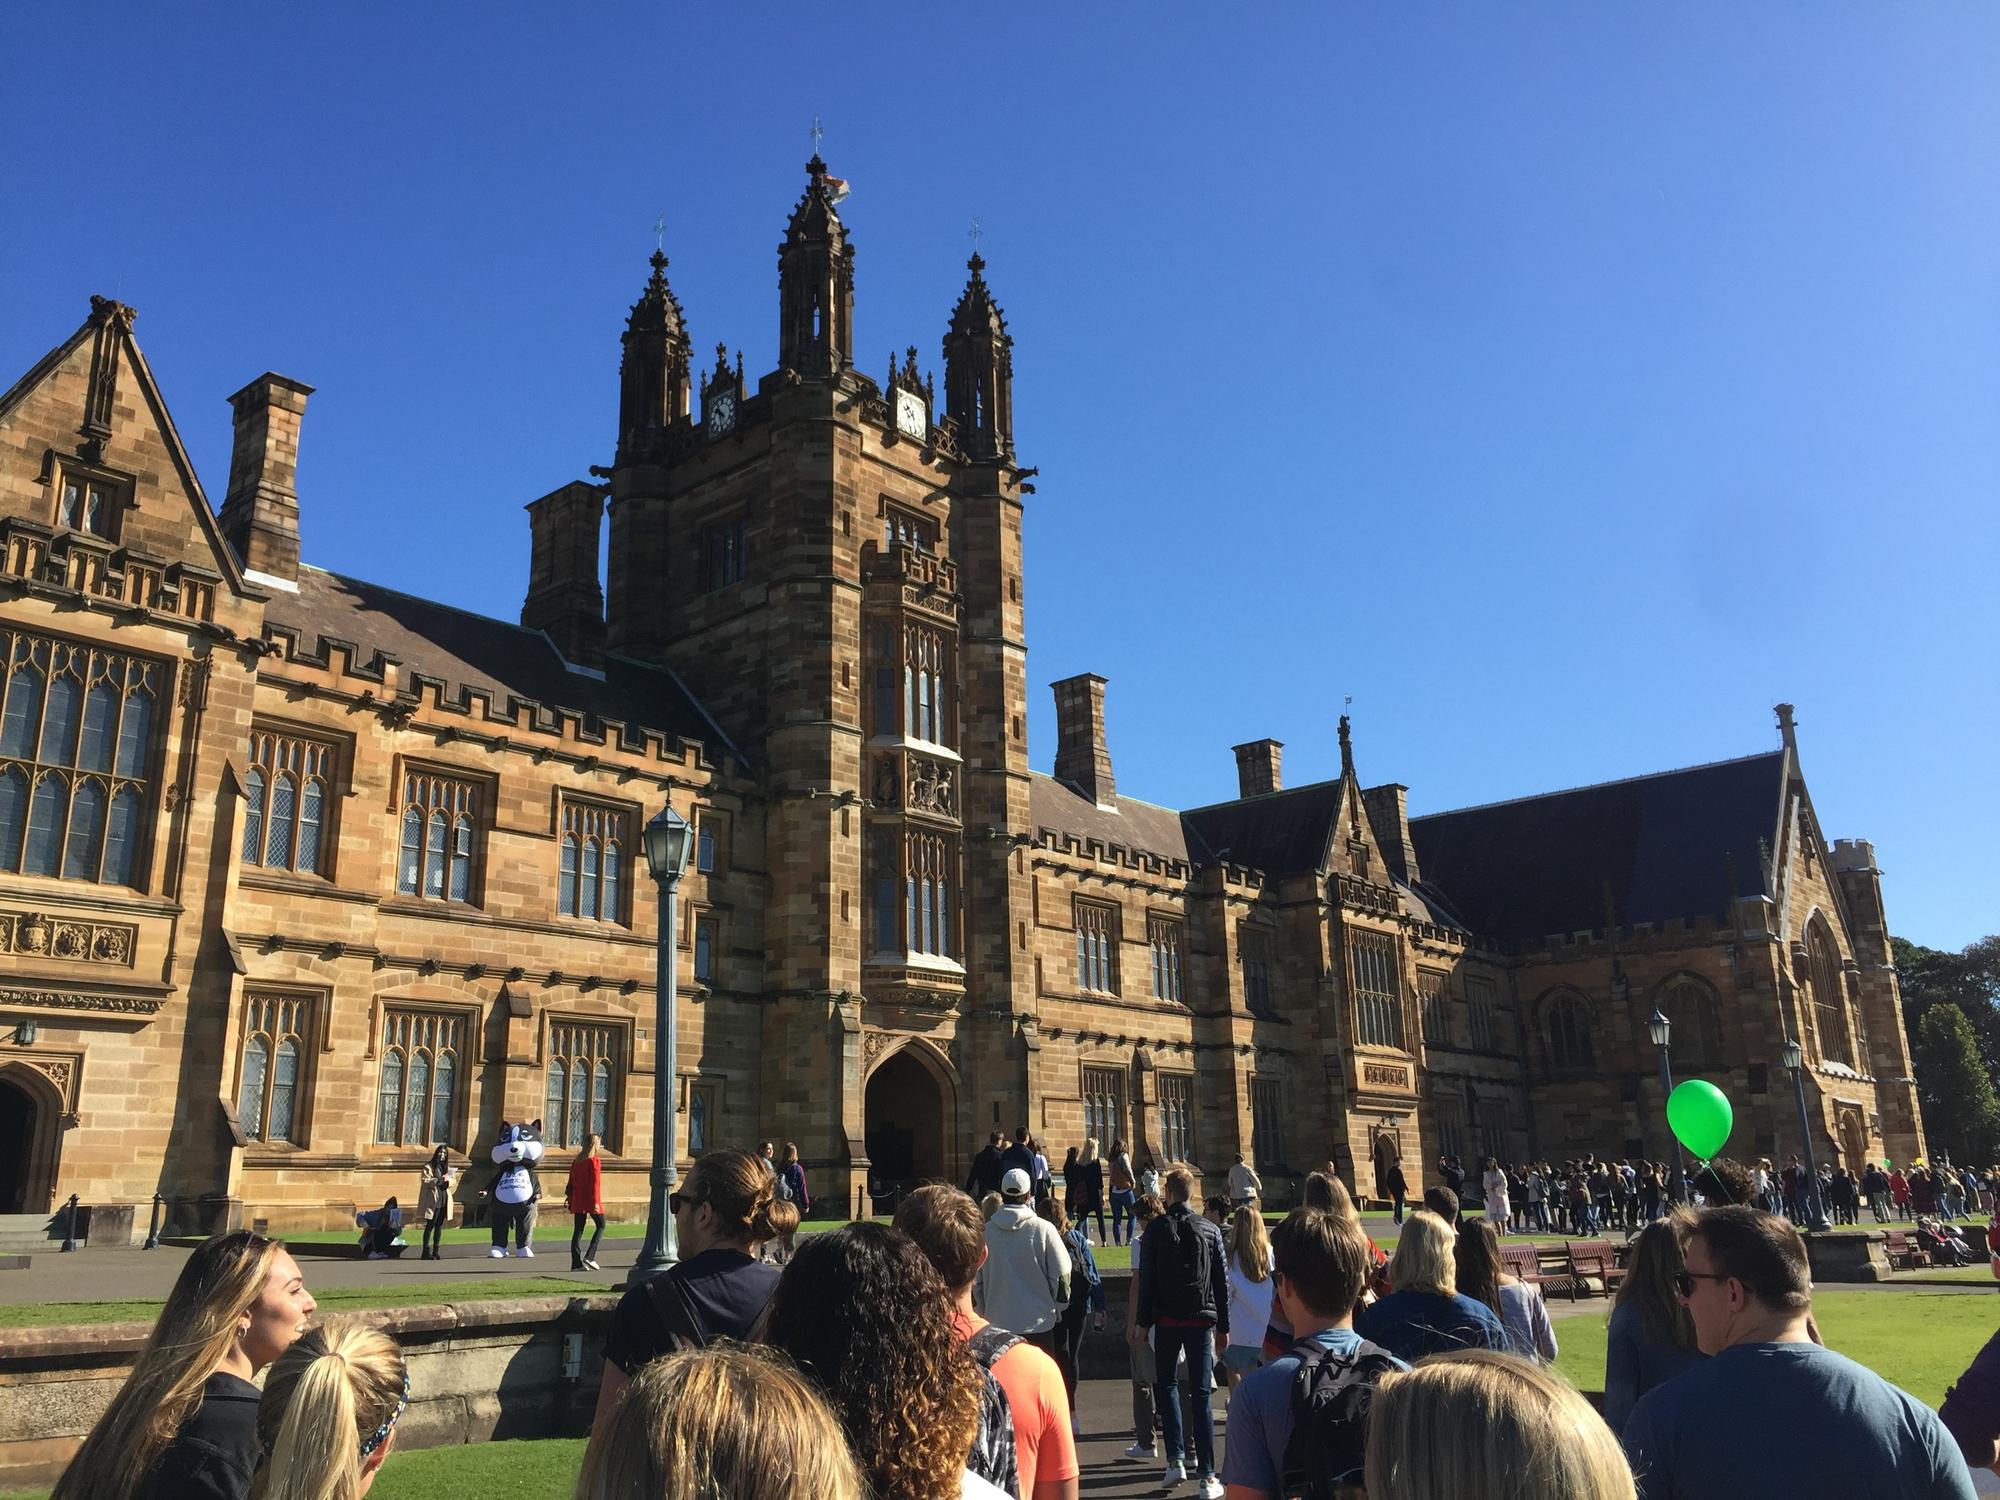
[
  {"x1": 776, "y1": 156, "x2": 855, "y2": 378},
  {"x1": 617, "y1": 248, "x2": 691, "y2": 464},
  {"x1": 943, "y1": 252, "x2": 1013, "y2": 461}
]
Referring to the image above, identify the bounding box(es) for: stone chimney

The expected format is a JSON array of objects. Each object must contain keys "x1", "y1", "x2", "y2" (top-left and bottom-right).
[
  {"x1": 1052, "y1": 673, "x2": 1115, "y2": 807},
  {"x1": 1361, "y1": 783, "x2": 1422, "y2": 886},
  {"x1": 521, "y1": 481, "x2": 607, "y2": 667},
  {"x1": 1232, "y1": 739, "x2": 1283, "y2": 799},
  {"x1": 218, "y1": 373, "x2": 313, "y2": 585}
]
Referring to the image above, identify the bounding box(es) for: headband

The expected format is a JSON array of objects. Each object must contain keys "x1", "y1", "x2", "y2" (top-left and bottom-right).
[{"x1": 360, "y1": 1367, "x2": 411, "y2": 1459}]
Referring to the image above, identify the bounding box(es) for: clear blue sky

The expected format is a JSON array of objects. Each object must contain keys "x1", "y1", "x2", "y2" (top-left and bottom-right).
[{"x1": 5, "y1": 5, "x2": 1994, "y2": 950}]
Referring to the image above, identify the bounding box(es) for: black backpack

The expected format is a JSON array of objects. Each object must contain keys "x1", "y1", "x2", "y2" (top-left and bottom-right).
[
  {"x1": 1278, "y1": 1337, "x2": 1401, "y2": 1498},
  {"x1": 964, "y1": 1326, "x2": 1022, "y2": 1499},
  {"x1": 1153, "y1": 1210, "x2": 1213, "y2": 1322}
]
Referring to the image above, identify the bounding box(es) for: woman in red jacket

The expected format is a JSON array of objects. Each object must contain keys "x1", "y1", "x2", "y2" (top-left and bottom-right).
[{"x1": 567, "y1": 1134, "x2": 605, "y2": 1271}]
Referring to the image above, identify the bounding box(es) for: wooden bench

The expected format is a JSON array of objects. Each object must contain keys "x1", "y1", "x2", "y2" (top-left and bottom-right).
[
  {"x1": 1499, "y1": 1242, "x2": 1556, "y2": 1290},
  {"x1": 1565, "y1": 1239, "x2": 1628, "y2": 1300},
  {"x1": 1884, "y1": 1229, "x2": 1931, "y2": 1270}
]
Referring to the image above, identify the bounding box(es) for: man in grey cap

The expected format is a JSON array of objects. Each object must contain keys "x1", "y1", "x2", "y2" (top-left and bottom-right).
[{"x1": 976, "y1": 1167, "x2": 1072, "y2": 1350}]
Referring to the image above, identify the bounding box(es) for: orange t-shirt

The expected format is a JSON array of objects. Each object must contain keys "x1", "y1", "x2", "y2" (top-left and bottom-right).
[{"x1": 955, "y1": 1310, "x2": 1078, "y2": 1492}]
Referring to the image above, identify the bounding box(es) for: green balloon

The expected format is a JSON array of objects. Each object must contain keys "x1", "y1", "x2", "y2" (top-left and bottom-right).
[{"x1": 1667, "y1": 1079, "x2": 1734, "y2": 1160}]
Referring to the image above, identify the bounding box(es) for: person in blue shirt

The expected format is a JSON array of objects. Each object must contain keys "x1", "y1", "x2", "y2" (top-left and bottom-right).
[
  {"x1": 1602, "y1": 1218, "x2": 1705, "y2": 1435},
  {"x1": 1353, "y1": 1209, "x2": 1507, "y2": 1363},
  {"x1": 1220, "y1": 1208, "x2": 1407, "y2": 1498},
  {"x1": 1622, "y1": 1205, "x2": 1973, "y2": 1500}
]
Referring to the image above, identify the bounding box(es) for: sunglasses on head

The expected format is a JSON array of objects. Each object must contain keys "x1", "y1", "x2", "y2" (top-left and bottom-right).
[{"x1": 1673, "y1": 1270, "x2": 1730, "y2": 1298}]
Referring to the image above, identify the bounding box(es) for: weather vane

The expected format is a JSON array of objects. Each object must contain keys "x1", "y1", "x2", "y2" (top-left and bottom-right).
[
  {"x1": 654, "y1": 214, "x2": 666, "y2": 253},
  {"x1": 968, "y1": 215, "x2": 983, "y2": 254},
  {"x1": 811, "y1": 115, "x2": 823, "y2": 153}
]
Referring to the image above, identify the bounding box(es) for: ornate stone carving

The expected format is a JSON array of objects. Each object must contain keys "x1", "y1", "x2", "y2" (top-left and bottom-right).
[
  {"x1": 0, "y1": 987, "x2": 162, "y2": 1015},
  {"x1": 1362, "y1": 1062, "x2": 1409, "y2": 1090},
  {"x1": 907, "y1": 758, "x2": 955, "y2": 817},
  {"x1": 0, "y1": 910, "x2": 137, "y2": 966},
  {"x1": 873, "y1": 755, "x2": 900, "y2": 809}
]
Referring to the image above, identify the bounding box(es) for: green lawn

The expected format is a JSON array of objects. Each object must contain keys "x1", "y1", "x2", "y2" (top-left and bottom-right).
[
  {"x1": 219, "y1": 1216, "x2": 859, "y2": 1247},
  {"x1": 0, "y1": 1277, "x2": 601, "y2": 1331},
  {"x1": 0, "y1": 1437, "x2": 589, "y2": 1500},
  {"x1": 1552, "y1": 1288, "x2": 1996, "y2": 1408}
]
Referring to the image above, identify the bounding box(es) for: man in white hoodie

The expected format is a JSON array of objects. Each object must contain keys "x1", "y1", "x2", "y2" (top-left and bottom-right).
[{"x1": 977, "y1": 1167, "x2": 1072, "y2": 1347}]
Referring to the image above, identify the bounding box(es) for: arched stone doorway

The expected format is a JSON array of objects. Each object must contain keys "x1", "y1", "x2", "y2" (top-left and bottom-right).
[
  {"x1": 1371, "y1": 1126, "x2": 1402, "y2": 1200},
  {"x1": 0, "y1": 1065, "x2": 61, "y2": 1215},
  {"x1": 1837, "y1": 1107, "x2": 1869, "y2": 1174},
  {"x1": 864, "y1": 1045, "x2": 951, "y2": 1192}
]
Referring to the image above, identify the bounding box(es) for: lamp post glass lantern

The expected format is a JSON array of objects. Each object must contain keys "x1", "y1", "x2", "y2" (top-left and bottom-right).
[
  {"x1": 634, "y1": 805, "x2": 694, "y2": 1281},
  {"x1": 1781, "y1": 1037, "x2": 1833, "y2": 1232},
  {"x1": 1649, "y1": 1009, "x2": 1686, "y2": 1202}
]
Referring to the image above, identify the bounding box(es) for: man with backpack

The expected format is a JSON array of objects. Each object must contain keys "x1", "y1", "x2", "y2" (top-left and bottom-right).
[
  {"x1": 896, "y1": 1185, "x2": 1079, "y2": 1500},
  {"x1": 1220, "y1": 1208, "x2": 1407, "y2": 1499},
  {"x1": 1136, "y1": 1166, "x2": 1230, "y2": 1497}
]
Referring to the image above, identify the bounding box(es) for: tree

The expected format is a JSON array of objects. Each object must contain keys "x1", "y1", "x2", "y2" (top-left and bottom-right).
[
  {"x1": 1897, "y1": 935, "x2": 2000, "y2": 1077},
  {"x1": 1913, "y1": 1003, "x2": 2000, "y2": 1167}
]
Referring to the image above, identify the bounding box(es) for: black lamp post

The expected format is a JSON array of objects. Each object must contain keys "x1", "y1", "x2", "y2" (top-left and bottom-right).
[
  {"x1": 632, "y1": 804, "x2": 693, "y2": 1282},
  {"x1": 1782, "y1": 1037, "x2": 1833, "y2": 1232},
  {"x1": 1648, "y1": 1008, "x2": 1687, "y2": 1203}
]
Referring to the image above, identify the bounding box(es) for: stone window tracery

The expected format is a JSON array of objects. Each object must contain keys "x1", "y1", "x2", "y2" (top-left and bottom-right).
[
  {"x1": 375, "y1": 1009, "x2": 461, "y2": 1147},
  {"x1": 242, "y1": 729, "x2": 334, "y2": 877},
  {"x1": 396, "y1": 770, "x2": 479, "y2": 903},
  {"x1": 239, "y1": 992, "x2": 314, "y2": 1145},
  {"x1": 559, "y1": 799, "x2": 628, "y2": 923},
  {"x1": 545, "y1": 1021, "x2": 619, "y2": 1150},
  {"x1": 1351, "y1": 929, "x2": 1404, "y2": 1050},
  {"x1": 0, "y1": 627, "x2": 158, "y2": 886}
]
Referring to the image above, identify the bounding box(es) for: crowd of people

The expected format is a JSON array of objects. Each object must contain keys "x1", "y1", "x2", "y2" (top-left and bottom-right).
[{"x1": 44, "y1": 1139, "x2": 2000, "y2": 1500}]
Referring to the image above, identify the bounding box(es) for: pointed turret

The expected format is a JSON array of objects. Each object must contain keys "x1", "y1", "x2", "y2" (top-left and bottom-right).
[
  {"x1": 943, "y1": 252, "x2": 1013, "y2": 461},
  {"x1": 617, "y1": 248, "x2": 692, "y2": 464},
  {"x1": 777, "y1": 156, "x2": 855, "y2": 378}
]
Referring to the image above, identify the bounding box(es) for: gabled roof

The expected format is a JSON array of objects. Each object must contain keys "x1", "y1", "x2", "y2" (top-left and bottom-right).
[
  {"x1": 265, "y1": 566, "x2": 732, "y2": 758},
  {"x1": 1181, "y1": 780, "x2": 1343, "y2": 874},
  {"x1": 1408, "y1": 751, "x2": 1785, "y2": 946}
]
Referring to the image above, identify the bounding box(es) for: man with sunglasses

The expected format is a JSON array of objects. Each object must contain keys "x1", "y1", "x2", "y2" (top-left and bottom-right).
[{"x1": 1622, "y1": 1205, "x2": 1972, "y2": 1498}]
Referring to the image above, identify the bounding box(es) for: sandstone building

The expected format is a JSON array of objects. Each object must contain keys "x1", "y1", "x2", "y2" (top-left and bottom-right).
[{"x1": 0, "y1": 160, "x2": 1925, "y2": 1234}]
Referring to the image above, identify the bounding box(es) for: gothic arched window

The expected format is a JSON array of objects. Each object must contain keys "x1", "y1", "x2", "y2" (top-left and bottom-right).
[
  {"x1": 1543, "y1": 992, "x2": 1594, "y2": 1073},
  {"x1": 1807, "y1": 917, "x2": 1854, "y2": 1068},
  {"x1": 1660, "y1": 975, "x2": 1725, "y2": 1071}
]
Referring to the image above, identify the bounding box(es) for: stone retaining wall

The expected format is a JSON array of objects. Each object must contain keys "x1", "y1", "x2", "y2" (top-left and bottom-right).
[{"x1": 0, "y1": 1294, "x2": 618, "y2": 1490}]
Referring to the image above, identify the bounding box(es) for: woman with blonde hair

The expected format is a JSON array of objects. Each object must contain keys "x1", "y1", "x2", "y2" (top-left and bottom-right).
[
  {"x1": 764, "y1": 1222, "x2": 1013, "y2": 1498},
  {"x1": 576, "y1": 1342, "x2": 864, "y2": 1500},
  {"x1": 1072, "y1": 1135, "x2": 1106, "y2": 1244},
  {"x1": 1602, "y1": 1215, "x2": 1703, "y2": 1435},
  {"x1": 54, "y1": 1231, "x2": 317, "y2": 1500},
  {"x1": 1222, "y1": 1205, "x2": 1273, "y2": 1387},
  {"x1": 1355, "y1": 1210, "x2": 1507, "y2": 1363},
  {"x1": 1364, "y1": 1349, "x2": 1636, "y2": 1500},
  {"x1": 249, "y1": 1319, "x2": 407, "y2": 1500}
]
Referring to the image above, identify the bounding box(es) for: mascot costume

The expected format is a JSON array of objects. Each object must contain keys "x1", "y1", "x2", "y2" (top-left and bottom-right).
[{"x1": 480, "y1": 1118, "x2": 545, "y2": 1258}]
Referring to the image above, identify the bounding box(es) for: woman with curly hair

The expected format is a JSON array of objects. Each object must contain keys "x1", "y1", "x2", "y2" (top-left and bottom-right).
[{"x1": 763, "y1": 1222, "x2": 1014, "y2": 1499}]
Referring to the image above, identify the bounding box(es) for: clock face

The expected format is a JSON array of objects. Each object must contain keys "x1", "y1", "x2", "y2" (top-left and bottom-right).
[
  {"x1": 708, "y1": 393, "x2": 736, "y2": 435},
  {"x1": 895, "y1": 389, "x2": 927, "y2": 440}
]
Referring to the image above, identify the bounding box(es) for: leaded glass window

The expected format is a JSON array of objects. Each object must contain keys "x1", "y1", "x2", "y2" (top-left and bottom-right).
[
  {"x1": 1158, "y1": 1073, "x2": 1194, "y2": 1164},
  {"x1": 375, "y1": 1010, "x2": 462, "y2": 1146},
  {"x1": 1075, "y1": 901, "x2": 1117, "y2": 994},
  {"x1": 544, "y1": 1022, "x2": 620, "y2": 1150},
  {"x1": 1351, "y1": 929, "x2": 1405, "y2": 1049},
  {"x1": 558, "y1": 800, "x2": 629, "y2": 923},
  {"x1": 0, "y1": 628, "x2": 160, "y2": 885},
  {"x1": 239, "y1": 993, "x2": 313, "y2": 1145},
  {"x1": 242, "y1": 730, "x2": 335, "y2": 876},
  {"x1": 395, "y1": 771, "x2": 480, "y2": 903}
]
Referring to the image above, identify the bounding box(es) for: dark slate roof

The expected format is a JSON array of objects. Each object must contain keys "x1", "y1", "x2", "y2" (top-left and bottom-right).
[
  {"x1": 1029, "y1": 773, "x2": 1189, "y2": 864},
  {"x1": 266, "y1": 566, "x2": 736, "y2": 760},
  {"x1": 1408, "y1": 751, "x2": 1784, "y2": 946},
  {"x1": 1180, "y1": 781, "x2": 1343, "y2": 874}
]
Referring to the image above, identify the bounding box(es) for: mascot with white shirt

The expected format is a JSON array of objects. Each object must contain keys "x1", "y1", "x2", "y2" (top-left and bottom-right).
[{"x1": 478, "y1": 1118, "x2": 544, "y2": 1259}]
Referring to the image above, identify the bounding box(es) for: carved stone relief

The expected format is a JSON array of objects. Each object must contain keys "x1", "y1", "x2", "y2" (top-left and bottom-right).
[
  {"x1": 0, "y1": 911, "x2": 136, "y2": 965},
  {"x1": 907, "y1": 758, "x2": 955, "y2": 817}
]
